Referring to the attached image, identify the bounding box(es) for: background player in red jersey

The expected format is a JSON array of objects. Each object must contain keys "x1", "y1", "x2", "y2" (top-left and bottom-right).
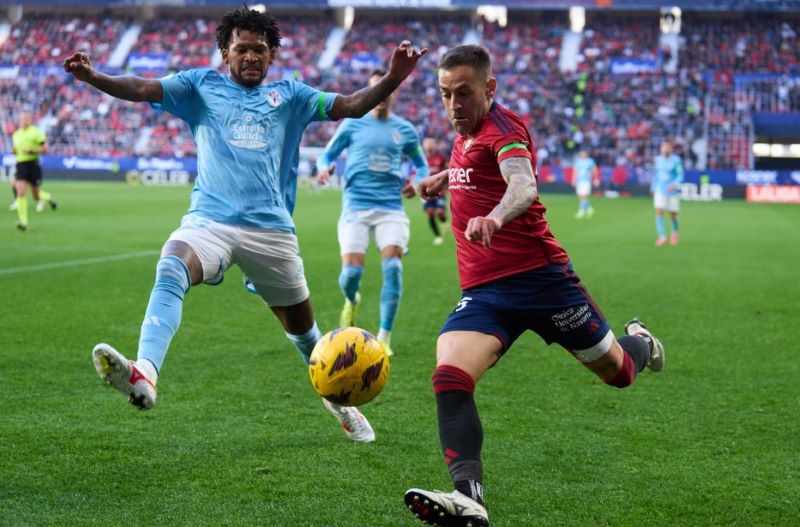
[
  {"x1": 422, "y1": 137, "x2": 449, "y2": 245},
  {"x1": 403, "y1": 45, "x2": 666, "y2": 527}
]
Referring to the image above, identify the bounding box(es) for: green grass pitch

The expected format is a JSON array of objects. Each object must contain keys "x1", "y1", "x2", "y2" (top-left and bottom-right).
[{"x1": 1, "y1": 181, "x2": 798, "y2": 526}]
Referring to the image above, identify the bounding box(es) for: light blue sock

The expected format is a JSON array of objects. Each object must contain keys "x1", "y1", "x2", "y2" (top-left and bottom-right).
[
  {"x1": 286, "y1": 322, "x2": 322, "y2": 366},
  {"x1": 338, "y1": 264, "x2": 363, "y2": 303},
  {"x1": 379, "y1": 257, "x2": 403, "y2": 332},
  {"x1": 580, "y1": 199, "x2": 589, "y2": 211},
  {"x1": 671, "y1": 217, "x2": 679, "y2": 233},
  {"x1": 656, "y1": 215, "x2": 666, "y2": 237},
  {"x1": 137, "y1": 256, "x2": 191, "y2": 373}
]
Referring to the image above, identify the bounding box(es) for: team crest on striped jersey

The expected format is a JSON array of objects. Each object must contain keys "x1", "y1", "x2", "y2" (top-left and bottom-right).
[{"x1": 463, "y1": 137, "x2": 475, "y2": 153}]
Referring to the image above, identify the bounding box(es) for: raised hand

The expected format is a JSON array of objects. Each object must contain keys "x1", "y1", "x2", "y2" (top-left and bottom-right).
[
  {"x1": 63, "y1": 52, "x2": 95, "y2": 82},
  {"x1": 388, "y1": 41, "x2": 429, "y2": 82}
]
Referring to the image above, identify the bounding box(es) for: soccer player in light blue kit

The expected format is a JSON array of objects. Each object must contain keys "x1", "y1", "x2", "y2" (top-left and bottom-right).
[
  {"x1": 651, "y1": 141, "x2": 684, "y2": 246},
  {"x1": 315, "y1": 69, "x2": 430, "y2": 356},
  {"x1": 63, "y1": 7, "x2": 427, "y2": 443},
  {"x1": 573, "y1": 149, "x2": 598, "y2": 219}
]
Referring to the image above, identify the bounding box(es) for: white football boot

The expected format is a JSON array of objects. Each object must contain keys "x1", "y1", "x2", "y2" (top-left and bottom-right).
[
  {"x1": 624, "y1": 318, "x2": 665, "y2": 372},
  {"x1": 404, "y1": 488, "x2": 489, "y2": 527},
  {"x1": 322, "y1": 398, "x2": 375, "y2": 443},
  {"x1": 92, "y1": 343, "x2": 157, "y2": 410}
]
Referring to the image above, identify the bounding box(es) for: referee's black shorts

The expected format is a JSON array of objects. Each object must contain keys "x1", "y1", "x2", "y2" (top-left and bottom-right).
[{"x1": 15, "y1": 160, "x2": 43, "y2": 186}]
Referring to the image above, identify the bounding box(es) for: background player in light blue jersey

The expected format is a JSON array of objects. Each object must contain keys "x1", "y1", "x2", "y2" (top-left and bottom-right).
[
  {"x1": 315, "y1": 69, "x2": 430, "y2": 356},
  {"x1": 63, "y1": 7, "x2": 427, "y2": 443},
  {"x1": 651, "y1": 141, "x2": 684, "y2": 246},
  {"x1": 573, "y1": 149, "x2": 598, "y2": 219}
]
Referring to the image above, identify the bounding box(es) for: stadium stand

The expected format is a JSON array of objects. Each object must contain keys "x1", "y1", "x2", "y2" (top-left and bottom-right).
[
  {"x1": 1, "y1": 9, "x2": 798, "y2": 171},
  {"x1": 131, "y1": 16, "x2": 217, "y2": 69}
]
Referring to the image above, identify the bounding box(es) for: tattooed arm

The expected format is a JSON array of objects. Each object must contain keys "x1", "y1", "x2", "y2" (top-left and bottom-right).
[
  {"x1": 488, "y1": 156, "x2": 538, "y2": 225},
  {"x1": 464, "y1": 156, "x2": 538, "y2": 249}
]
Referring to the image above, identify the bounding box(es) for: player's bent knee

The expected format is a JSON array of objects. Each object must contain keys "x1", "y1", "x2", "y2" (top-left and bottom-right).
[
  {"x1": 431, "y1": 364, "x2": 475, "y2": 395},
  {"x1": 161, "y1": 240, "x2": 203, "y2": 284},
  {"x1": 154, "y1": 255, "x2": 191, "y2": 296},
  {"x1": 571, "y1": 331, "x2": 614, "y2": 363}
]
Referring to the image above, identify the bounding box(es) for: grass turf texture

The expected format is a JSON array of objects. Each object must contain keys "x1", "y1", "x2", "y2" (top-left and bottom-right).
[{"x1": 1, "y1": 182, "x2": 798, "y2": 526}]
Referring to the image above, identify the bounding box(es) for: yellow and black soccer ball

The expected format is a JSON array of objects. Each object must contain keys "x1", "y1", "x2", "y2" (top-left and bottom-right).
[{"x1": 308, "y1": 327, "x2": 390, "y2": 406}]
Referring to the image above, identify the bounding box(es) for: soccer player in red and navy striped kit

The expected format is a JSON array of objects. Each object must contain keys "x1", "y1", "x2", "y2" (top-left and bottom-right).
[{"x1": 404, "y1": 45, "x2": 666, "y2": 527}]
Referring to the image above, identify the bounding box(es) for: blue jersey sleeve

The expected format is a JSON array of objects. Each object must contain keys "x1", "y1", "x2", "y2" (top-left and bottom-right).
[
  {"x1": 156, "y1": 69, "x2": 203, "y2": 125},
  {"x1": 316, "y1": 119, "x2": 352, "y2": 171},
  {"x1": 672, "y1": 157, "x2": 684, "y2": 185},
  {"x1": 292, "y1": 81, "x2": 337, "y2": 127},
  {"x1": 404, "y1": 128, "x2": 430, "y2": 183}
]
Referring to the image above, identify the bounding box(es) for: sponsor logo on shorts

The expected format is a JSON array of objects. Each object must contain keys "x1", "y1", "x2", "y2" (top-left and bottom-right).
[{"x1": 551, "y1": 304, "x2": 592, "y2": 333}]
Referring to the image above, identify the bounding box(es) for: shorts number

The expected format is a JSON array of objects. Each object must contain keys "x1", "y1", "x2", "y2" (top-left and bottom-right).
[{"x1": 454, "y1": 296, "x2": 472, "y2": 312}]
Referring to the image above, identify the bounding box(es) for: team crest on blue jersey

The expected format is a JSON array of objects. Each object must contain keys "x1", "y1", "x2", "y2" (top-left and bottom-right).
[
  {"x1": 392, "y1": 130, "x2": 402, "y2": 145},
  {"x1": 230, "y1": 113, "x2": 267, "y2": 149},
  {"x1": 267, "y1": 89, "x2": 282, "y2": 107}
]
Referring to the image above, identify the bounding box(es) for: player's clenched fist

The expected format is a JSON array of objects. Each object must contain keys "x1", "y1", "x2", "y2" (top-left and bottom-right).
[
  {"x1": 63, "y1": 52, "x2": 95, "y2": 82},
  {"x1": 417, "y1": 169, "x2": 448, "y2": 200}
]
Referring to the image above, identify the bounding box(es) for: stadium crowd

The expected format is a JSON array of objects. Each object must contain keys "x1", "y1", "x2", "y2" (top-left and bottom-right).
[{"x1": 1, "y1": 12, "x2": 798, "y2": 169}]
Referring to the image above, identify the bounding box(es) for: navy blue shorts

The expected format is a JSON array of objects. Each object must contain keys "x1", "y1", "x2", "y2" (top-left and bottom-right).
[
  {"x1": 423, "y1": 196, "x2": 446, "y2": 211},
  {"x1": 441, "y1": 263, "x2": 611, "y2": 353}
]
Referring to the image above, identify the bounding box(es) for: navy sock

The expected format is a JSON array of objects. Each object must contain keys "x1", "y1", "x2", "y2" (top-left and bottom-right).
[{"x1": 432, "y1": 365, "x2": 484, "y2": 505}]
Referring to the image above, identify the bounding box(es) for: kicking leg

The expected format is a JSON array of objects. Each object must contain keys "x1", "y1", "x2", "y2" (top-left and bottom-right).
[
  {"x1": 405, "y1": 330, "x2": 497, "y2": 526},
  {"x1": 93, "y1": 241, "x2": 202, "y2": 409},
  {"x1": 572, "y1": 322, "x2": 664, "y2": 388},
  {"x1": 271, "y1": 298, "x2": 376, "y2": 443}
]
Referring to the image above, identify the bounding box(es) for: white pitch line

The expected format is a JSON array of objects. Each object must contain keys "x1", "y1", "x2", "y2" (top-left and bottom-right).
[{"x1": 0, "y1": 250, "x2": 160, "y2": 276}]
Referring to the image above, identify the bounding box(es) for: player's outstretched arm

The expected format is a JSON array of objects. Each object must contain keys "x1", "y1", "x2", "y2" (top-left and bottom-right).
[
  {"x1": 63, "y1": 52, "x2": 163, "y2": 104},
  {"x1": 465, "y1": 157, "x2": 537, "y2": 249},
  {"x1": 328, "y1": 41, "x2": 428, "y2": 120}
]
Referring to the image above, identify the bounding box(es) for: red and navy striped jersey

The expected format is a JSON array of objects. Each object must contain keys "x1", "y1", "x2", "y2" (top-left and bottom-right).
[{"x1": 448, "y1": 102, "x2": 569, "y2": 290}]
